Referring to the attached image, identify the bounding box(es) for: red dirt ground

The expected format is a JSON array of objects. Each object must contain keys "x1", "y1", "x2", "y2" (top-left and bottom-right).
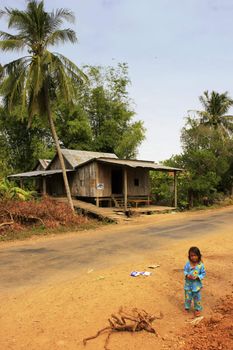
[
  {"x1": 180, "y1": 294, "x2": 233, "y2": 350},
  {"x1": 0, "y1": 207, "x2": 233, "y2": 350}
]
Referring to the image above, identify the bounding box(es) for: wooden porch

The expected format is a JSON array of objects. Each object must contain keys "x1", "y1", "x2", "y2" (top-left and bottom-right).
[
  {"x1": 95, "y1": 166, "x2": 179, "y2": 210},
  {"x1": 57, "y1": 197, "x2": 176, "y2": 223}
]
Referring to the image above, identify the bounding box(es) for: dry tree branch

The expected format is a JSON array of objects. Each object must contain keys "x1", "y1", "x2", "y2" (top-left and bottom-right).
[
  {"x1": 0, "y1": 208, "x2": 45, "y2": 230},
  {"x1": 0, "y1": 221, "x2": 14, "y2": 227},
  {"x1": 0, "y1": 209, "x2": 14, "y2": 228},
  {"x1": 83, "y1": 308, "x2": 162, "y2": 350},
  {"x1": 13, "y1": 213, "x2": 45, "y2": 226},
  {"x1": 83, "y1": 326, "x2": 111, "y2": 346}
]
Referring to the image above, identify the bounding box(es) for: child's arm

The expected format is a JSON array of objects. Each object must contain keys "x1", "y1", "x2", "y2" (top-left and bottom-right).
[
  {"x1": 184, "y1": 262, "x2": 190, "y2": 277},
  {"x1": 198, "y1": 263, "x2": 206, "y2": 280}
]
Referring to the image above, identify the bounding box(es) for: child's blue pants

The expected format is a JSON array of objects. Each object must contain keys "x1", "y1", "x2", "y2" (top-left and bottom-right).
[{"x1": 185, "y1": 290, "x2": 202, "y2": 311}]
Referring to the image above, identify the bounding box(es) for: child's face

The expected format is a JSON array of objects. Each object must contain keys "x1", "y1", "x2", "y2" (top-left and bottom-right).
[{"x1": 189, "y1": 252, "x2": 199, "y2": 263}]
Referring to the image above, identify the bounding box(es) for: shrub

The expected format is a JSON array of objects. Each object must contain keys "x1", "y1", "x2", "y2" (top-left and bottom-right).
[
  {"x1": 0, "y1": 196, "x2": 87, "y2": 235},
  {"x1": 0, "y1": 179, "x2": 36, "y2": 201}
]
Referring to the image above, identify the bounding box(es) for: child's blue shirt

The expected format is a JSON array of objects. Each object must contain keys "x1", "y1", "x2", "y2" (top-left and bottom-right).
[{"x1": 184, "y1": 261, "x2": 206, "y2": 292}]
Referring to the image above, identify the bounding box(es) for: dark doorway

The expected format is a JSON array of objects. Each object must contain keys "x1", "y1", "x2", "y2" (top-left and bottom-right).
[{"x1": 111, "y1": 169, "x2": 123, "y2": 194}]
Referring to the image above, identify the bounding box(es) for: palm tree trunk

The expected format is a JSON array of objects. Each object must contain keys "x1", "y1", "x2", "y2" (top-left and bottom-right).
[
  {"x1": 44, "y1": 83, "x2": 74, "y2": 212},
  {"x1": 48, "y1": 114, "x2": 74, "y2": 211}
]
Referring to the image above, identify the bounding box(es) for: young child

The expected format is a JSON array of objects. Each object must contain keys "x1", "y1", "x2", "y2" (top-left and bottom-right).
[{"x1": 184, "y1": 246, "x2": 206, "y2": 317}]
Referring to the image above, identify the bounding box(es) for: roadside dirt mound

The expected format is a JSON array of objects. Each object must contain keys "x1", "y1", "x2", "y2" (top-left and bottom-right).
[{"x1": 182, "y1": 294, "x2": 233, "y2": 350}]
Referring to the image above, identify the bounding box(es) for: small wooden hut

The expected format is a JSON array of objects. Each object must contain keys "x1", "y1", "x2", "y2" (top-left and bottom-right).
[{"x1": 9, "y1": 149, "x2": 182, "y2": 208}]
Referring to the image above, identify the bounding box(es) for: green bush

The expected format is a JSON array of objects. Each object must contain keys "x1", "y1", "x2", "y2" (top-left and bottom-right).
[{"x1": 0, "y1": 179, "x2": 37, "y2": 201}]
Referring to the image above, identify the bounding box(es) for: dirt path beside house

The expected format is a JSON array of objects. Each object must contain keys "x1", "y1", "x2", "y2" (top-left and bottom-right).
[{"x1": 0, "y1": 207, "x2": 232, "y2": 350}]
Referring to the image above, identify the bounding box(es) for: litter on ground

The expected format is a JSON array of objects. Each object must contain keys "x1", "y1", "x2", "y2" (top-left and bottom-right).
[
  {"x1": 148, "y1": 264, "x2": 160, "y2": 269},
  {"x1": 130, "y1": 271, "x2": 152, "y2": 277},
  {"x1": 189, "y1": 316, "x2": 204, "y2": 325}
]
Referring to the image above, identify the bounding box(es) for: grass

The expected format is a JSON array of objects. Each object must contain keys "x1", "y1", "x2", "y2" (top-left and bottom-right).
[
  {"x1": 187, "y1": 196, "x2": 233, "y2": 212},
  {"x1": 0, "y1": 220, "x2": 108, "y2": 242}
]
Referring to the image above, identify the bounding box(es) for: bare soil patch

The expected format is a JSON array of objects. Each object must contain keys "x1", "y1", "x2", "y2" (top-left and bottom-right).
[
  {"x1": 181, "y1": 294, "x2": 233, "y2": 350},
  {"x1": 0, "y1": 208, "x2": 232, "y2": 350}
]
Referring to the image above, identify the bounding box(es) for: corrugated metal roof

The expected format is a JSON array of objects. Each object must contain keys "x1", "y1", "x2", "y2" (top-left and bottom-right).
[
  {"x1": 9, "y1": 151, "x2": 182, "y2": 179},
  {"x1": 33, "y1": 159, "x2": 51, "y2": 171},
  {"x1": 8, "y1": 169, "x2": 74, "y2": 178},
  {"x1": 39, "y1": 159, "x2": 51, "y2": 169},
  {"x1": 60, "y1": 149, "x2": 118, "y2": 168},
  {"x1": 95, "y1": 158, "x2": 183, "y2": 171}
]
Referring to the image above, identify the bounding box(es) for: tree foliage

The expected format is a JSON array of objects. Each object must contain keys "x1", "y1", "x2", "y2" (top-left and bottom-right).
[
  {"x1": 0, "y1": 0, "x2": 88, "y2": 210},
  {"x1": 150, "y1": 171, "x2": 174, "y2": 206},
  {"x1": 0, "y1": 62, "x2": 146, "y2": 179},
  {"x1": 191, "y1": 90, "x2": 233, "y2": 136},
  {"x1": 55, "y1": 64, "x2": 146, "y2": 158},
  {"x1": 176, "y1": 118, "x2": 232, "y2": 206},
  {"x1": 150, "y1": 91, "x2": 233, "y2": 208},
  {"x1": 0, "y1": 107, "x2": 54, "y2": 175},
  {"x1": 0, "y1": 179, "x2": 36, "y2": 201}
]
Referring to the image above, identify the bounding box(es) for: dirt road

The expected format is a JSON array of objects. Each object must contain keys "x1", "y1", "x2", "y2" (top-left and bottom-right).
[
  {"x1": 0, "y1": 206, "x2": 233, "y2": 350},
  {"x1": 0, "y1": 206, "x2": 232, "y2": 291}
]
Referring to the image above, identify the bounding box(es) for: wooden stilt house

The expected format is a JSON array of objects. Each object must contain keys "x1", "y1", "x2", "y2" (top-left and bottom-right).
[{"x1": 9, "y1": 149, "x2": 182, "y2": 208}]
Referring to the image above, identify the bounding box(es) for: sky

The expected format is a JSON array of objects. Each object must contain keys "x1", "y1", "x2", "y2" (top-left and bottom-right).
[{"x1": 1, "y1": 0, "x2": 233, "y2": 162}]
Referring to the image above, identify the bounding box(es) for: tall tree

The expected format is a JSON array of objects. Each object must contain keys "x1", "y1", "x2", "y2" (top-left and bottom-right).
[
  {"x1": 0, "y1": 0, "x2": 87, "y2": 211},
  {"x1": 55, "y1": 103, "x2": 93, "y2": 151},
  {"x1": 165, "y1": 116, "x2": 233, "y2": 207},
  {"x1": 193, "y1": 91, "x2": 233, "y2": 136},
  {"x1": 0, "y1": 107, "x2": 54, "y2": 174},
  {"x1": 56, "y1": 64, "x2": 145, "y2": 158}
]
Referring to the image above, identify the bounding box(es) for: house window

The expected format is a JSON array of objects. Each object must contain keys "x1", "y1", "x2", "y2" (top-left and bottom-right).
[{"x1": 134, "y1": 178, "x2": 139, "y2": 186}]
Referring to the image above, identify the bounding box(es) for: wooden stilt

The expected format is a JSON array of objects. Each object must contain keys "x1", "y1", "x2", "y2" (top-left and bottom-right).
[
  {"x1": 174, "y1": 171, "x2": 177, "y2": 207},
  {"x1": 147, "y1": 171, "x2": 150, "y2": 205},
  {"x1": 124, "y1": 168, "x2": 128, "y2": 212},
  {"x1": 96, "y1": 162, "x2": 99, "y2": 207},
  {"x1": 42, "y1": 177, "x2": 47, "y2": 195}
]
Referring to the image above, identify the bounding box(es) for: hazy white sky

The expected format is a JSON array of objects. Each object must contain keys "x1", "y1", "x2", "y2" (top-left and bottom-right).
[{"x1": 1, "y1": 0, "x2": 233, "y2": 161}]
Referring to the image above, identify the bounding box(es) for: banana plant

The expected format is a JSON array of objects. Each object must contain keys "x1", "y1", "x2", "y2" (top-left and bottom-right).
[{"x1": 0, "y1": 179, "x2": 37, "y2": 201}]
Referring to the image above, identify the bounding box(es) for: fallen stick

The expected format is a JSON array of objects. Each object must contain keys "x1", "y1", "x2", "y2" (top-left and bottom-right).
[
  {"x1": 0, "y1": 221, "x2": 14, "y2": 228},
  {"x1": 83, "y1": 308, "x2": 161, "y2": 349},
  {"x1": 0, "y1": 209, "x2": 45, "y2": 227},
  {"x1": 0, "y1": 209, "x2": 14, "y2": 228},
  {"x1": 13, "y1": 213, "x2": 45, "y2": 226},
  {"x1": 83, "y1": 326, "x2": 110, "y2": 346}
]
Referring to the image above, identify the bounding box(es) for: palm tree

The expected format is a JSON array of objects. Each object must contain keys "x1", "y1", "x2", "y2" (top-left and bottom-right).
[
  {"x1": 0, "y1": 0, "x2": 87, "y2": 211},
  {"x1": 195, "y1": 91, "x2": 233, "y2": 136}
]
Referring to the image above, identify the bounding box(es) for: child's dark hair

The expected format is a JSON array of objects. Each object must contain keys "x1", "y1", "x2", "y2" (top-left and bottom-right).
[{"x1": 188, "y1": 246, "x2": 202, "y2": 262}]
